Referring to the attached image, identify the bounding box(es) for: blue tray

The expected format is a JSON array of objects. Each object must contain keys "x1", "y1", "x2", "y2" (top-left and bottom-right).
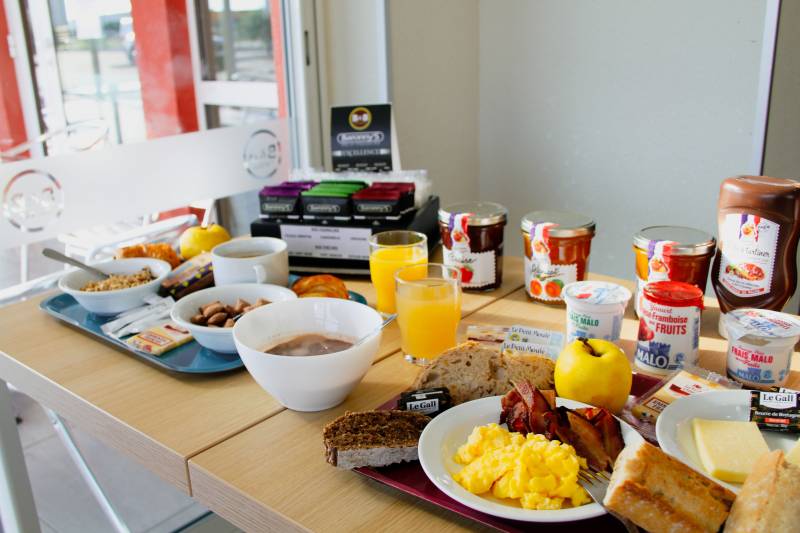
[
  {"x1": 40, "y1": 281, "x2": 368, "y2": 374},
  {"x1": 40, "y1": 293, "x2": 244, "y2": 374}
]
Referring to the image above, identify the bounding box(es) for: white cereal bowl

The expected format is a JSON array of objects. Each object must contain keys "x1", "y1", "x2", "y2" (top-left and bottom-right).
[
  {"x1": 171, "y1": 283, "x2": 297, "y2": 353},
  {"x1": 58, "y1": 258, "x2": 172, "y2": 316},
  {"x1": 233, "y1": 297, "x2": 382, "y2": 411}
]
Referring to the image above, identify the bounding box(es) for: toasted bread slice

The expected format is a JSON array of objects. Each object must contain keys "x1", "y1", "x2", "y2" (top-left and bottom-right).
[
  {"x1": 724, "y1": 450, "x2": 800, "y2": 532},
  {"x1": 604, "y1": 441, "x2": 735, "y2": 533},
  {"x1": 323, "y1": 410, "x2": 430, "y2": 469},
  {"x1": 411, "y1": 342, "x2": 555, "y2": 405}
]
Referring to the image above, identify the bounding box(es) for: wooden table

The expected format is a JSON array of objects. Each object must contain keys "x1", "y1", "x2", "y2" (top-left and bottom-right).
[
  {"x1": 2, "y1": 260, "x2": 798, "y2": 532},
  {"x1": 186, "y1": 275, "x2": 800, "y2": 532},
  {"x1": 0, "y1": 257, "x2": 523, "y2": 532}
]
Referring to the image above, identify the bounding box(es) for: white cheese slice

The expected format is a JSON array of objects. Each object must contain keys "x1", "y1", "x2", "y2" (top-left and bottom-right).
[
  {"x1": 786, "y1": 438, "x2": 800, "y2": 467},
  {"x1": 692, "y1": 418, "x2": 769, "y2": 483}
]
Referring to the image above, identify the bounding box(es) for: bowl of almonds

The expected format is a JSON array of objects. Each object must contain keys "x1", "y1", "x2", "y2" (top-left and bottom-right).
[{"x1": 171, "y1": 283, "x2": 297, "y2": 353}]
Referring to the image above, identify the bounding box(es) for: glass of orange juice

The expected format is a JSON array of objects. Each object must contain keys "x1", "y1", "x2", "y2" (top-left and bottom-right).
[
  {"x1": 369, "y1": 231, "x2": 428, "y2": 314},
  {"x1": 395, "y1": 263, "x2": 462, "y2": 365}
]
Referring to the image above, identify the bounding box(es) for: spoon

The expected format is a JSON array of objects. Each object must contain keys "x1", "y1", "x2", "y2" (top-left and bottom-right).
[
  {"x1": 352, "y1": 313, "x2": 397, "y2": 348},
  {"x1": 42, "y1": 248, "x2": 108, "y2": 279}
]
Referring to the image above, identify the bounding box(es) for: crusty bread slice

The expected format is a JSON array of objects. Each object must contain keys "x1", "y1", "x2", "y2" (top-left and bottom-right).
[
  {"x1": 604, "y1": 441, "x2": 735, "y2": 533},
  {"x1": 411, "y1": 341, "x2": 495, "y2": 404},
  {"x1": 323, "y1": 410, "x2": 429, "y2": 469},
  {"x1": 411, "y1": 342, "x2": 555, "y2": 404},
  {"x1": 496, "y1": 351, "x2": 555, "y2": 393},
  {"x1": 724, "y1": 450, "x2": 800, "y2": 532}
]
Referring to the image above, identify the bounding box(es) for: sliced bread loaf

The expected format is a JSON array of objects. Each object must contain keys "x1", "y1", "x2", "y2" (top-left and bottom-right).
[
  {"x1": 323, "y1": 410, "x2": 430, "y2": 469},
  {"x1": 411, "y1": 341, "x2": 555, "y2": 404},
  {"x1": 724, "y1": 450, "x2": 800, "y2": 532}
]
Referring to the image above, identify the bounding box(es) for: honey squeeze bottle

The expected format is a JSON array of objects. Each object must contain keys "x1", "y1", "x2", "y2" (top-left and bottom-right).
[{"x1": 711, "y1": 176, "x2": 800, "y2": 336}]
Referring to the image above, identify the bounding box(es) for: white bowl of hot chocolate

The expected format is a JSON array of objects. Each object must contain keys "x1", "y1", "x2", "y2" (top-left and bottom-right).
[{"x1": 232, "y1": 297, "x2": 383, "y2": 411}]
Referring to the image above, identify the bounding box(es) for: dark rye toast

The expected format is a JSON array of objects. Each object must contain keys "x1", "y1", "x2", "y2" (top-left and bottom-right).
[{"x1": 323, "y1": 410, "x2": 430, "y2": 469}]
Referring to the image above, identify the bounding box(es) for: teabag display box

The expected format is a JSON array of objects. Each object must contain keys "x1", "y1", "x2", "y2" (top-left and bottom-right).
[{"x1": 251, "y1": 170, "x2": 440, "y2": 275}]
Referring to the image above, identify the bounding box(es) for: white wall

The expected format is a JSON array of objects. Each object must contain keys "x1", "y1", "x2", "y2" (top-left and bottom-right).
[
  {"x1": 479, "y1": 0, "x2": 771, "y2": 281},
  {"x1": 317, "y1": 0, "x2": 480, "y2": 203},
  {"x1": 764, "y1": 1, "x2": 800, "y2": 313},
  {"x1": 315, "y1": 0, "x2": 390, "y2": 169},
  {"x1": 388, "y1": 0, "x2": 480, "y2": 204}
]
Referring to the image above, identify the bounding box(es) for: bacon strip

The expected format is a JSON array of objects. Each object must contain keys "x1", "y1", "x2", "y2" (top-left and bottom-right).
[{"x1": 499, "y1": 380, "x2": 625, "y2": 471}]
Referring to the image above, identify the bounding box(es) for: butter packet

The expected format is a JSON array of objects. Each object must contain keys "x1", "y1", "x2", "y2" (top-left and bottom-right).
[
  {"x1": 750, "y1": 389, "x2": 800, "y2": 433},
  {"x1": 126, "y1": 320, "x2": 193, "y2": 356},
  {"x1": 631, "y1": 365, "x2": 741, "y2": 422}
]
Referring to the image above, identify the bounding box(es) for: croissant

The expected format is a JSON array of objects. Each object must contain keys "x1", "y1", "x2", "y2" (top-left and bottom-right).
[{"x1": 291, "y1": 275, "x2": 349, "y2": 299}]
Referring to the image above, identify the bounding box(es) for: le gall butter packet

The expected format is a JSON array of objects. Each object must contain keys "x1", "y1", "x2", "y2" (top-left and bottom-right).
[{"x1": 750, "y1": 388, "x2": 800, "y2": 433}]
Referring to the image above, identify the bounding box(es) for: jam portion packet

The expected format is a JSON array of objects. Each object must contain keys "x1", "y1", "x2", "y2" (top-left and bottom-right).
[{"x1": 630, "y1": 365, "x2": 741, "y2": 422}]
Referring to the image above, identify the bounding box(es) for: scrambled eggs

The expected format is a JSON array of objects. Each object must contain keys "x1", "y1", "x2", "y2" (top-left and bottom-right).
[{"x1": 452, "y1": 423, "x2": 590, "y2": 510}]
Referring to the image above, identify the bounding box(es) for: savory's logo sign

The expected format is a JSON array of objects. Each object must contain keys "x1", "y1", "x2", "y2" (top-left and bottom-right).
[
  {"x1": 336, "y1": 131, "x2": 384, "y2": 145},
  {"x1": 243, "y1": 129, "x2": 281, "y2": 179},
  {"x1": 2, "y1": 169, "x2": 64, "y2": 232},
  {"x1": 348, "y1": 107, "x2": 372, "y2": 130}
]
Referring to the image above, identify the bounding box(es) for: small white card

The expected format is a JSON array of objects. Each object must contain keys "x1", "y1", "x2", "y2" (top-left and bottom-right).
[
  {"x1": 501, "y1": 325, "x2": 564, "y2": 360},
  {"x1": 279, "y1": 224, "x2": 371, "y2": 260}
]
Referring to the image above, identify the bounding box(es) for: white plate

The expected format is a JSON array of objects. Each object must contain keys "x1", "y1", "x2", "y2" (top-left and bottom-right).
[
  {"x1": 656, "y1": 389, "x2": 798, "y2": 493},
  {"x1": 417, "y1": 396, "x2": 644, "y2": 523}
]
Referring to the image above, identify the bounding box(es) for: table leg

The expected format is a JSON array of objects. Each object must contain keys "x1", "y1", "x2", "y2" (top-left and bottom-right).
[{"x1": 0, "y1": 379, "x2": 40, "y2": 533}]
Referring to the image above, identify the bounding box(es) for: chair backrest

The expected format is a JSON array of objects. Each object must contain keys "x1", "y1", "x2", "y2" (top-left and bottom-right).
[{"x1": 1, "y1": 119, "x2": 290, "y2": 251}]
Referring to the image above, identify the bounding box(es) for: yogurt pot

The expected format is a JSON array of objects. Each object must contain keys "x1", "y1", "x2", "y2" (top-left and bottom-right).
[
  {"x1": 635, "y1": 281, "x2": 703, "y2": 376},
  {"x1": 724, "y1": 308, "x2": 800, "y2": 389},
  {"x1": 563, "y1": 281, "x2": 632, "y2": 344}
]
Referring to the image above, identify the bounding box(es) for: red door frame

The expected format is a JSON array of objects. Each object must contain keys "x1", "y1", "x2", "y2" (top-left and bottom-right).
[
  {"x1": 269, "y1": 0, "x2": 287, "y2": 118},
  {"x1": 0, "y1": 0, "x2": 28, "y2": 154},
  {"x1": 130, "y1": 0, "x2": 199, "y2": 139}
]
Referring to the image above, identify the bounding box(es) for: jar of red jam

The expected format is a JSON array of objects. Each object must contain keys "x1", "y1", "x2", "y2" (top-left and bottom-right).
[
  {"x1": 633, "y1": 226, "x2": 715, "y2": 316},
  {"x1": 438, "y1": 202, "x2": 508, "y2": 291},
  {"x1": 521, "y1": 211, "x2": 596, "y2": 304}
]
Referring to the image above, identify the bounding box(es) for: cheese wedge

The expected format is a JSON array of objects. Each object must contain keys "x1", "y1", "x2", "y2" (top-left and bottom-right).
[
  {"x1": 786, "y1": 438, "x2": 800, "y2": 467},
  {"x1": 692, "y1": 419, "x2": 769, "y2": 483}
]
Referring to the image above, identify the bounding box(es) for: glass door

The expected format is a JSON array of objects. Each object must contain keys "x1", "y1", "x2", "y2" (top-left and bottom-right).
[
  {"x1": 190, "y1": 0, "x2": 284, "y2": 128},
  {"x1": 187, "y1": 0, "x2": 322, "y2": 168}
]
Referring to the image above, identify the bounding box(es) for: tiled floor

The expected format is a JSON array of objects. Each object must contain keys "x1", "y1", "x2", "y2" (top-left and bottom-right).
[{"x1": 8, "y1": 390, "x2": 239, "y2": 533}]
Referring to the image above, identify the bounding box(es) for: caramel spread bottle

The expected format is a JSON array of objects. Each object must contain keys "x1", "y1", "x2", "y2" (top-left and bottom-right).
[{"x1": 711, "y1": 176, "x2": 800, "y2": 334}]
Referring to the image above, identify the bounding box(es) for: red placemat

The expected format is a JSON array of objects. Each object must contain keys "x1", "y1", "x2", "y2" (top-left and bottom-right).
[{"x1": 355, "y1": 373, "x2": 661, "y2": 532}]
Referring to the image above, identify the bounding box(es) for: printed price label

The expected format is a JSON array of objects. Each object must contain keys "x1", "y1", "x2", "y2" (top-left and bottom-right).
[{"x1": 280, "y1": 225, "x2": 371, "y2": 260}]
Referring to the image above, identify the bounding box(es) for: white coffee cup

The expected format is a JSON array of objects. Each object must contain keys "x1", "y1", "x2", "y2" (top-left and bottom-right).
[{"x1": 211, "y1": 238, "x2": 289, "y2": 286}]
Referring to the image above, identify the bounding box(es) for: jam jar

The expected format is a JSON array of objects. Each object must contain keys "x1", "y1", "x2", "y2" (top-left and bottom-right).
[
  {"x1": 521, "y1": 211, "x2": 596, "y2": 304},
  {"x1": 438, "y1": 202, "x2": 508, "y2": 290},
  {"x1": 633, "y1": 226, "x2": 716, "y2": 316}
]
